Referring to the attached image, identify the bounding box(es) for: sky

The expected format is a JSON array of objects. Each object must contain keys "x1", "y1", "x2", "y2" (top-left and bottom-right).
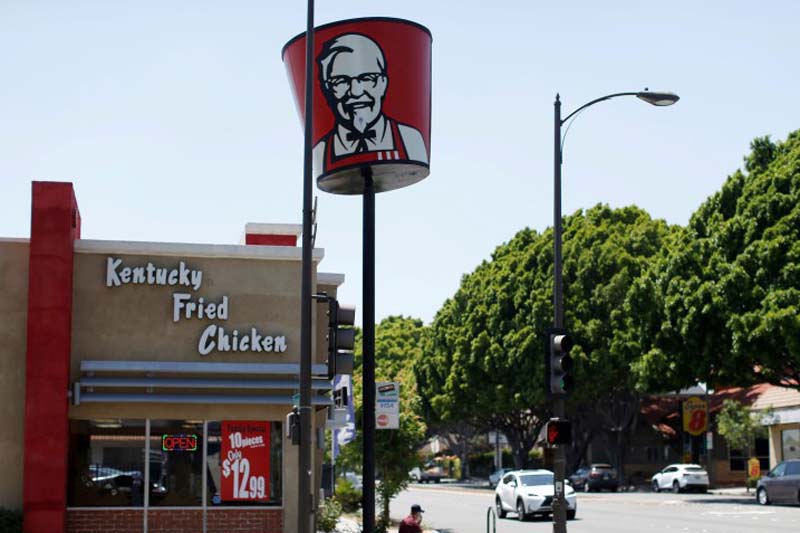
[{"x1": 1, "y1": 1, "x2": 798, "y2": 326}]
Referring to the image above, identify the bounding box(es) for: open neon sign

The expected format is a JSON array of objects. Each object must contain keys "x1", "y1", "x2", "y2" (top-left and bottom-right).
[{"x1": 162, "y1": 434, "x2": 198, "y2": 452}]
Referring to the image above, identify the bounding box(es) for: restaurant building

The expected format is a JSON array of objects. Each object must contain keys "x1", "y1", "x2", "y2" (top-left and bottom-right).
[{"x1": 0, "y1": 182, "x2": 342, "y2": 533}]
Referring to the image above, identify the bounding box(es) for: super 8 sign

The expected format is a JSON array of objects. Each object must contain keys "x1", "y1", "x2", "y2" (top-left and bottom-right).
[
  {"x1": 748, "y1": 457, "x2": 761, "y2": 478},
  {"x1": 221, "y1": 421, "x2": 270, "y2": 501},
  {"x1": 682, "y1": 396, "x2": 708, "y2": 436}
]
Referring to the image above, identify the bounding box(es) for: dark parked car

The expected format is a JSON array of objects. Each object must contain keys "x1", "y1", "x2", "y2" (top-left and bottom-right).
[
  {"x1": 488, "y1": 468, "x2": 515, "y2": 488},
  {"x1": 568, "y1": 464, "x2": 619, "y2": 492},
  {"x1": 757, "y1": 459, "x2": 800, "y2": 505}
]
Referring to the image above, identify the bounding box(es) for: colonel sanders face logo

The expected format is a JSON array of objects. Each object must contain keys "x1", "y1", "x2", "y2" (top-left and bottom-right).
[
  {"x1": 314, "y1": 33, "x2": 428, "y2": 166},
  {"x1": 319, "y1": 33, "x2": 388, "y2": 135}
]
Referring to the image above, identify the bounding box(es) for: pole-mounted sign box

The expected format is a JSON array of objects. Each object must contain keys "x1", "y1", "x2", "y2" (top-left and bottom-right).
[
  {"x1": 376, "y1": 381, "x2": 400, "y2": 430},
  {"x1": 283, "y1": 17, "x2": 432, "y2": 195}
]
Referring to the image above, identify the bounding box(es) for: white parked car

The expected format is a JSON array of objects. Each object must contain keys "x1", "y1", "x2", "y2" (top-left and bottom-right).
[
  {"x1": 494, "y1": 469, "x2": 577, "y2": 521},
  {"x1": 651, "y1": 464, "x2": 709, "y2": 493}
]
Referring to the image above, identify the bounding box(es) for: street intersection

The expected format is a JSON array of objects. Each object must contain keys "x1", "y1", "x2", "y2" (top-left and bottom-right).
[{"x1": 390, "y1": 484, "x2": 800, "y2": 533}]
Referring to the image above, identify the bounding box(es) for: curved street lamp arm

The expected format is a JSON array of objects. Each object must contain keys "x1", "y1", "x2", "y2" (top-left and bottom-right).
[{"x1": 560, "y1": 92, "x2": 639, "y2": 125}]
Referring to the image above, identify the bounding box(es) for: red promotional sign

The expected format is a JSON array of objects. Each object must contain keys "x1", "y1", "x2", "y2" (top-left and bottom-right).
[
  {"x1": 283, "y1": 17, "x2": 432, "y2": 195},
  {"x1": 220, "y1": 421, "x2": 270, "y2": 501}
]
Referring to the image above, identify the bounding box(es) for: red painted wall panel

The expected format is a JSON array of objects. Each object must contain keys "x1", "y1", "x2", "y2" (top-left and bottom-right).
[
  {"x1": 245, "y1": 233, "x2": 298, "y2": 246},
  {"x1": 24, "y1": 182, "x2": 80, "y2": 533}
]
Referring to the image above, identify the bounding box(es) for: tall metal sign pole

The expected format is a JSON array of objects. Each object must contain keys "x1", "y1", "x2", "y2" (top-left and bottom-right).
[
  {"x1": 552, "y1": 94, "x2": 568, "y2": 533},
  {"x1": 362, "y1": 166, "x2": 376, "y2": 532},
  {"x1": 283, "y1": 17, "x2": 432, "y2": 533},
  {"x1": 298, "y1": 2, "x2": 315, "y2": 533}
]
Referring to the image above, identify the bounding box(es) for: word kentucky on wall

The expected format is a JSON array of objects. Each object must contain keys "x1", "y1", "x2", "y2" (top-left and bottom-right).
[{"x1": 105, "y1": 257, "x2": 287, "y2": 355}]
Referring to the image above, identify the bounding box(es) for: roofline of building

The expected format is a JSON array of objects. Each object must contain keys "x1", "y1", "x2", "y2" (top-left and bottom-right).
[
  {"x1": 74, "y1": 238, "x2": 324, "y2": 261},
  {"x1": 317, "y1": 272, "x2": 345, "y2": 286}
]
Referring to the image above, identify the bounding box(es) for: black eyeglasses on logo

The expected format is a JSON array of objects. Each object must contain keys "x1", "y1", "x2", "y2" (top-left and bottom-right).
[{"x1": 326, "y1": 73, "x2": 384, "y2": 95}]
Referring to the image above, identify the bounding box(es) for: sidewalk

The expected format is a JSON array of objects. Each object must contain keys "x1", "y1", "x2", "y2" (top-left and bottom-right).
[
  {"x1": 332, "y1": 516, "x2": 440, "y2": 533},
  {"x1": 708, "y1": 486, "x2": 755, "y2": 497}
]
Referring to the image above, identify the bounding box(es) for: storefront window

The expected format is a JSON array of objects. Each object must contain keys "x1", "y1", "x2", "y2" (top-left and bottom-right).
[
  {"x1": 148, "y1": 420, "x2": 204, "y2": 507},
  {"x1": 68, "y1": 419, "x2": 146, "y2": 507},
  {"x1": 754, "y1": 436, "x2": 770, "y2": 470},
  {"x1": 728, "y1": 447, "x2": 745, "y2": 471},
  {"x1": 69, "y1": 418, "x2": 280, "y2": 509},
  {"x1": 729, "y1": 437, "x2": 770, "y2": 471},
  {"x1": 783, "y1": 428, "x2": 800, "y2": 460},
  {"x1": 206, "y1": 421, "x2": 282, "y2": 506}
]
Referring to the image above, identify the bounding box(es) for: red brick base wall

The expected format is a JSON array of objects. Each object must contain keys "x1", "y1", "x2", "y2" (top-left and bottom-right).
[
  {"x1": 67, "y1": 510, "x2": 144, "y2": 533},
  {"x1": 66, "y1": 508, "x2": 283, "y2": 533},
  {"x1": 148, "y1": 509, "x2": 202, "y2": 532},
  {"x1": 206, "y1": 509, "x2": 283, "y2": 533}
]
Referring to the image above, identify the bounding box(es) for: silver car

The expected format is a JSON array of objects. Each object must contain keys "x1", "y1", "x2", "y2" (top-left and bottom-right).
[
  {"x1": 757, "y1": 459, "x2": 800, "y2": 505},
  {"x1": 651, "y1": 464, "x2": 709, "y2": 493},
  {"x1": 488, "y1": 468, "x2": 514, "y2": 488},
  {"x1": 494, "y1": 469, "x2": 577, "y2": 521}
]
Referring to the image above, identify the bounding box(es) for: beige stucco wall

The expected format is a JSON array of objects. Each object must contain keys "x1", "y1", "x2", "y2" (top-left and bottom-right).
[
  {"x1": 769, "y1": 422, "x2": 800, "y2": 467},
  {"x1": 67, "y1": 246, "x2": 340, "y2": 532},
  {"x1": 70, "y1": 251, "x2": 307, "y2": 377},
  {"x1": 0, "y1": 240, "x2": 29, "y2": 510}
]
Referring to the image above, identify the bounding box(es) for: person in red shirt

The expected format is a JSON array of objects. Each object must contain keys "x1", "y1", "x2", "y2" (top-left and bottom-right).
[{"x1": 399, "y1": 504, "x2": 424, "y2": 533}]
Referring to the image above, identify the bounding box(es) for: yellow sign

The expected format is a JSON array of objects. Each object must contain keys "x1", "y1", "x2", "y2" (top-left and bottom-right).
[
  {"x1": 682, "y1": 396, "x2": 708, "y2": 436},
  {"x1": 748, "y1": 458, "x2": 761, "y2": 479}
]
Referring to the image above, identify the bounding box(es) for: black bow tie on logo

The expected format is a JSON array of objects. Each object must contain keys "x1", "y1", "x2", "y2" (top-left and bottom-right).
[{"x1": 346, "y1": 129, "x2": 377, "y2": 153}]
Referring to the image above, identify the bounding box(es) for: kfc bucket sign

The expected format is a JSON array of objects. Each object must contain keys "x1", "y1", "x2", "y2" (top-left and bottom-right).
[{"x1": 283, "y1": 17, "x2": 432, "y2": 194}]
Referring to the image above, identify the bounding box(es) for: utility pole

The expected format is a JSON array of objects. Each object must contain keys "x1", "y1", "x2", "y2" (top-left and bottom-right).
[{"x1": 298, "y1": 2, "x2": 315, "y2": 532}]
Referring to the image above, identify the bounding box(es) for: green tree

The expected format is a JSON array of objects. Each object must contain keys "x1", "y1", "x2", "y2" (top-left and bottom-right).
[
  {"x1": 417, "y1": 225, "x2": 552, "y2": 468},
  {"x1": 337, "y1": 316, "x2": 428, "y2": 533},
  {"x1": 563, "y1": 206, "x2": 673, "y2": 479},
  {"x1": 717, "y1": 399, "x2": 762, "y2": 450},
  {"x1": 717, "y1": 399, "x2": 773, "y2": 487},
  {"x1": 417, "y1": 205, "x2": 673, "y2": 476},
  {"x1": 632, "y1": 131, "x2": 800, "y2": 391}
]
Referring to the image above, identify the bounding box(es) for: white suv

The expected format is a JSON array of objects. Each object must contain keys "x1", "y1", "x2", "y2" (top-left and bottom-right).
[
  {"x1": 494, "y1": 469, "x2": 577, "y2": 521},
  {"x1": 651, "y1": 464, "x2": 709, "y2": 493}
]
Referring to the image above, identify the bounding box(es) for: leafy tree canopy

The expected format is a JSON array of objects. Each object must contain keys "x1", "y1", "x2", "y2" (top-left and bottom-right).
[
  {"x1": 416, "y1": 204, "x2": 673, "y2": 467},
  {"x1": 632, "y1": 131, "x2": 800, "y2": 391},
  {"x1": 337, "y1": 316, "x2": 427, "y2": 533}
]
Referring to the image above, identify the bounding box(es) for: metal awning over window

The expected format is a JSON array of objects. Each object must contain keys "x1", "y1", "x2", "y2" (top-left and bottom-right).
[{"x1": 73, "y1": 360, "x2": 332, "y2": 406}]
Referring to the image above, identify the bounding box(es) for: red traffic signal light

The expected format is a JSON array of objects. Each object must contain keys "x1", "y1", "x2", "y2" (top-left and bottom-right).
[{"x1": 546, "y1": 419, "x2": 572, "y2": 446}]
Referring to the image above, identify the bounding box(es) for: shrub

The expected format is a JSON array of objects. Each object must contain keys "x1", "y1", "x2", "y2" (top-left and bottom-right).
[
  {"x1": 527, "y1": 447, "x2": 544, "y2": 468},
  {"x1": 0, "y1": 507, "x2": 23, "y2": 533},
  {"x1": 334, "y1": 477, "x2": 362, "y2": 513},
  {"x1": 317, "y1": 498, "x2": 342, "y2": 533},
  {"x1": 376, "y1": 514, "x2": 391, "y2": 533},
  {"x1": 469, "y1": 451, "x2": 514, "y2": 477}
]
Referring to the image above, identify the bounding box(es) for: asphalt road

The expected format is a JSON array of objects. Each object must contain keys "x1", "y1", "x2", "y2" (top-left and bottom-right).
[{"x1": 390, "y1": 484, "x2": 800, "y2": 533}]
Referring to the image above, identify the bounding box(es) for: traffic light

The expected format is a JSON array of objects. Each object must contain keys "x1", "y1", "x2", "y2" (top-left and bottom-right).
[
  {"x1": 546, "y1": 418, "x2": 572, "y2": 446},
  {"x1": 286, "y1": 408, "x2": 300, "y2": 445},
  {"x1": 327, "y1": 299, "x2": 356, "y2": 379},
  {"x1": 546, "y1": 328, "x2": 574, "y2": 396}
]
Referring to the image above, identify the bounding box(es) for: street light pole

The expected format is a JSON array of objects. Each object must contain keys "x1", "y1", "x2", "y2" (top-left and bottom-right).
[
  {"x1": 552, "y1": 94, "x2": 567, "y2": 533},
  {"x1": 550, "y1": 89, "x2": 679, "y2": 533}
]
